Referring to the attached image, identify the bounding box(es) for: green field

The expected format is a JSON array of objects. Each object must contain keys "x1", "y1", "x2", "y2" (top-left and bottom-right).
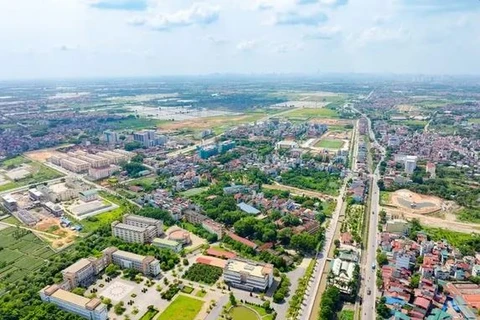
[
  {"x1": 0, "y1": 157, "x2": 64, "y2": 192},
  {"x1": 180, "y1": 187, "x2": 208, "y2": 198},
  {"x1": 79, "y1": 192, "x2": 129, "y2": 233},
  {"x1": 380, "y1": 191, "x2": 392, "y2": 205},
  {"x1": 230, "y1": 306, "x2": 259, "y2": 320},
  {"x1": 157, "y1": 295, "x2": 204, "y2": 320},
  {"x1": 109, "y1": 117, "x2": 167, "y2": 130},
  {"x1": 138, "y1": 308, "x2": 158, "y2": 320},
  {"x1": 315, "y1": 139, "x2": 344, "y2": 149},
  {"x1": 285, "y1": 108, "x2": 339, "y2": 119},
  {"x1": 468, "y1": 118, "x2": 480, "y2": 124},
  {"x1": 0, "y1": 227, "x2": 55, "y2": 284},
  {"x1": 338, "y1": 310, "x2": 354, "y2": 320}
]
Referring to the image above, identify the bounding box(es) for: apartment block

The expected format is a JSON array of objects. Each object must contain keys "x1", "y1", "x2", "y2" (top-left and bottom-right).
[
  {"x1": 223, "y1": 258, "x2": 274, "y2": 292},
  {"x1": 40, "y1": 285, "x2": 107, "y2": 320},
  {"x1": 202, "y1": 219, "x2": 224, "y2": 239},
  {"x1": 60, "y1": 157, "x2": 90, "y2": 173},
  {"x1": 103, "y1": 247, "x2": 161, "y2": 276}
]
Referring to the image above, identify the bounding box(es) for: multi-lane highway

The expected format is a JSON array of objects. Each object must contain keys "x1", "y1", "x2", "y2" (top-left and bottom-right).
[{"x1": 360, "y1": 112, "x2": 385, "y2": 320}]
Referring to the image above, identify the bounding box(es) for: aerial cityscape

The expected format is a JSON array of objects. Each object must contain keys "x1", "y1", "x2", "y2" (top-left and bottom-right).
[{"x1": 1, "y1": 1, "x2": 480, "y2": 320}]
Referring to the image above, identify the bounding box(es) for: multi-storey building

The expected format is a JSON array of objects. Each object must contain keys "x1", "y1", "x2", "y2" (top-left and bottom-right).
[
  {"x1": 103, "y1": 247, "x2": 161, "y2": 276},
  {"x1": 77, "y1": 154, "x2": 110, "y2": 168},
  {"x1": 60, "y1": 157, "x2": 90, "y2": 173},
  {"x1": 202, "y1": 219, "x2": 224, "y2": 239},
  {"x1": 40, "y1": 285, "x2": 107, "y2": 320},
  {"x1": 184, "y1": 209, "x2": 207, "y2": 224},
  {"x1": 79, "y1": 190, "x2": 98, "y2": 202},
  {"x1": 62, "y1": 258, "x2": 97, "y2": 289},
  {"x1": 88, "y1": 165, "x2": 119, "y2": 180},
  {"x1": 1, "y1": 194, "x2": 17, "y2": 212},
  {"x1": 103, "y1": 130, "x2": 119, "y2": 145},
  {"x1": 111, "y1": 221, "x2": 149, "y2": 244},
  {"x1": 134, "y1": 130, "x2": 156, "y2": 147},
  {"x1": 123, "y1": 214, "x2": 163, "y2": 237},
  {"x1": 223, "y1": 258, "x2": 274, "y2": 292}
]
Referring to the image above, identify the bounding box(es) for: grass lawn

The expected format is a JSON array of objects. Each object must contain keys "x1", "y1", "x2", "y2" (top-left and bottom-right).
[
  {"x1": 79, "y1": 192, "x2": 129, "y2": 233},
  {"x1": 195, "y1": 289, "x2": 207, "y2": 298},
  {"x1": 138, "y1": 308, "x2": 158, "y2": 320},
  {"x1": 229, "y1": 306, "x2": 260, "y2": 320},
  {"x1": 0, "y1": 157, "x2": 64, "y2": 192},
  {"x1": 0, "y1": 227, "x2": 55, "y2": 283},
  {"x1": 380, "y1": 191, "x2": 392, "y2": 205},
  {"x1": 180, "y1": 187, "x2": 208, "y2": 198},
  {"x1": 285, "y1": 108, "x2": 339, "y2": 119},
  {"x1": 157, "y1": 295, "x2": 204, "y2": 320},
  {"x1": 315, "y1": 139, "x2": 344, "y2": 149},
  {"x1": 109, "y1": 117, "x2": 166, "y2": 130},
  {"x1": 468, "y1": 118, "x2": 480, "y2": 124},
  {"x1": 338, "y1": 310, "x2": 354, "y2": 320},
  {"x1": 181, "y1": 286, "x2": 194, "y2": 294}
]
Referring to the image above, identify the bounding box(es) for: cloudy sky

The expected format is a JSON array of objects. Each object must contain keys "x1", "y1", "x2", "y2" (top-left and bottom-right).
[{"x1": 0, "y1": 0, "x2": 479, "y2": 79}]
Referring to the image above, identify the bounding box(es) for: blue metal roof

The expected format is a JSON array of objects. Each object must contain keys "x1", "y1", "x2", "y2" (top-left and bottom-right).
[{"x1": 237, "y1": 202, "x2": 260, "y2": 215}]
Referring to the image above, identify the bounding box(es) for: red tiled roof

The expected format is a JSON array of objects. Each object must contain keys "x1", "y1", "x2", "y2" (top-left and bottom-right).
[
  {"x1": 413, "y1": 296, "x2": 431, "y2": 310},
  {"x1": 227, "y1": 231, "x2": 257, "y2": 249},
  {"x1": 206, "y1": 248, "x2": 236, "y2": 259}
]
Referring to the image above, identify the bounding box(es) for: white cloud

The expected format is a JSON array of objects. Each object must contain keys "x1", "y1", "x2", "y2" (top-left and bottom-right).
[
  {"x1": 272, "y1": 41, "x2": 304, "y2": 53},
  {"x1": 237, "y1": 40, "x2": 259, "y2": 51},
  {"x1": 353, "y1": 26, "x2": 411, "y2": 46},
  {"x1": 129, "y1": 2, "x2": 220, "y2": 31},
  {"x1": 274, "y1": 11, "x2": 328, "y2": 26},
  {"x1": 303, "y1": 25, "x2": 341, "y2": 39}
]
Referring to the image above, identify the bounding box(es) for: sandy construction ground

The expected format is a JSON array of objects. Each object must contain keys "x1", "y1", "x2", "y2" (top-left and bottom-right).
[
  {"x1": 35, "y1": 217, "x2": 77, "y2": 249},
  {"x1": 309, "y1": 118, "x2": 353, "y2": 126},
  {"x1": 25, "y1": 148, "x2": 65, "y2": 162},
  {"x1": 388, "y1": 189, "x2": 459, "y2": 215},
  {"x1": 386, "y1": 207, "x2": 480, "y2": 234}
]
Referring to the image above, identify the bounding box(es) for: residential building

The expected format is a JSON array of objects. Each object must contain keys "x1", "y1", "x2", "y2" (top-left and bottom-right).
[
  {"x1": 405, "y1": 155, "x2": 418, "y2": 174},
  {"x1": 133, "y1": 130, "x2": 156, "y2": 147},
  {"x1": 152, "y1": 238, "x2": 183, "y2": 252},
  {"x1": 202, "y1": 219, "x2": 224, "y2": 239},
  {"x1": 103, "y1": 130, "x2": 119, "y2": 145},
  {"x1": 40, "y1": 285, "x2": 107, "y2": 320},
  {"x1": 103, "y1": 247, "x2": 161, "y2": 276},
  {"x1": 275, "y1": 140, "x2": 298, "y2": 149},
  {"x1": 426, "y1": 162, "x2": 436, "y2": 178},
  {"x1": 223, "y1": 258, "x2": 274, "y2": 292},
  {"x1": 88, "y1": 165, "x2": 118, "y2": 180},
  {"x1": 43, "y1": 201, "x2": 64, "y2": 216},
  {"x1": 331, "y1": 258, "x2": 357, "y2": 294}
]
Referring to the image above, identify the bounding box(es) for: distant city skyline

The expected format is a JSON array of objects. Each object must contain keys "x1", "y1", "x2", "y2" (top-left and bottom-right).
[{"x1": 1, "y1": 0, "x2": 479, "y2": 79}]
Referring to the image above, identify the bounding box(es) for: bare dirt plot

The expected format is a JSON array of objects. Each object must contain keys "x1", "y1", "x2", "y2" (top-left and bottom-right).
[
  {"x1": 385, "y1": 207, "x2": 480, "y2": 234},
  {"x1": 24, "y1": 149, "x2": 64, "y2": 163},
  {"x1": 309, "y1": 119, "x2": 353, "y2": 126},
  {"x1": 388, "y1": 189, "x2": 448, "y2": 215},
  {"x1": 396, "y1": 104, "x2": 420, "y2": 113},
  {"x1": 34, "y1": 217, "x2": 78, "y2": 249}
]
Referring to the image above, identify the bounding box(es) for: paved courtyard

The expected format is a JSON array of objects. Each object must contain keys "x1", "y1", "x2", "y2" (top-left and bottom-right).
[{"x1": 99, "y1": 280, "x2": 135, "y2": 302}]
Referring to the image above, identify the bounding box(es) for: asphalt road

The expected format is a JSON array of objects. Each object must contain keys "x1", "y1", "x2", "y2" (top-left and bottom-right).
[{"x1": 360, "y1": 113, "x2": 385, "y2": 320}]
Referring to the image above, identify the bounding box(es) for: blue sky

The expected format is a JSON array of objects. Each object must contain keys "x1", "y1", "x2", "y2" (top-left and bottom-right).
[{"x1": 0, "y1": 0, "x2": 479, "y2": 79}]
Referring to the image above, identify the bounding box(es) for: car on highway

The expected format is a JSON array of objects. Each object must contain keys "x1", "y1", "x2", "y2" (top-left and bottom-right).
[
  {"x1": 367, "y1": 289, "x2": 371, "y2": 295},
  {"x1": 372, "y1": 211, "x2": 375, "y2": 214},
  {"x1": 372, "y1": 263, "x2": 376, "y2": 269}
]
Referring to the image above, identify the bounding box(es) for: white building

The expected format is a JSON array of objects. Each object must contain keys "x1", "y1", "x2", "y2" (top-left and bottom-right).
[
  {"x1": 123, "y1": 214, "x2": 163, "y2": 237},
  {"x1": 103, "y1": 247, "x2": 161, "y2": 276},
  {"x1": 152, "y1": 238, "x2": 183, "y2": 252},
  {"x1": 404, "y1": 155, "x2": 418, "y2": 174},
  {"x1": 104, "y1": 130, "x2": 119, "y2": 145},
  {"x1": 223, "y1": 258, "x2": 274, "y2": 292},
  {"x1": 275, "y1": 140, "x2": 299, "y2": 150},
  {"x1": 331, "y1": 258, "x2": 357, "y2": 294},
  {"x1": 111, "y1": 221, "x2": 149, "y2": 244},
  {"x1": 40, "y1": 285, "x2": 107, "y2": 320}
]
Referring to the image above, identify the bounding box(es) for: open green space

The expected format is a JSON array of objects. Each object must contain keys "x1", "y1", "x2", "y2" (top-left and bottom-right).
[
  {"x1": 0, "y1": 157, "x2": 64, "y2": 192},
  {"x1": 138, "y1": 308, "x2": 158, "y2": 320},
  {"x1": 315, "y1": 139, "x2": 344, "y2": 149},
  {"x1": 156, "y1": 295, "x2": 204, "y2": 320},
  {"x1": 108, "y1": 116, "x2": 166, "y2": 130},
  {"x1": 338, "y1": 309, "x2": 355, "y2": 320},
  {"x1": 0, "y1": 227, "x2": 55, "y2": 283},
  {"x1": 79, "y1": 192, "x2": 129, "y2": 233},
  {"x1": 380, "y1": 191, "x2": 392, "y2": 205},
  {"x1": 285, "y1": 108, "x2": 339, "y2": 119},
  {"x1": 180, "y1": 187, "x2": 208, "y2": 198},
  {"x1": 229, "y1": 306, "x2": 260, "y2": 320},
  {"x1": 195, "y1": 289, "x2": 207, "y2": 298},
  {"x1": 468, "y1": 118, "x2": 480, "y2": 124}
]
